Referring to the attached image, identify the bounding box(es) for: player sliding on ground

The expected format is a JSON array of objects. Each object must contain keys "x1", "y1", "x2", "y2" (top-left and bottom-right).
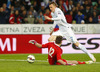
[
  {"x1": 44, "y1": 2, "x2": 96, "y2": 62},
  {"x1": 29, "y1": 36, "x2": 93, "y2": 65}
]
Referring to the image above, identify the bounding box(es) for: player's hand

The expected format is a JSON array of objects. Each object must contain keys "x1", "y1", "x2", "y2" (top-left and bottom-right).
[
  {"x1": 45, "y1": 16, "x2": 51, "y2": 20},
  {"x1": 29, "y1": 40, "x2": 37, "y2": 44}
]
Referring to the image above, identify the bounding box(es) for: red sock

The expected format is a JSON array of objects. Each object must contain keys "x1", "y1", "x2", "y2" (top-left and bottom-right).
[{"x1": 77, "y1": 61, "x2": 85, "y2": 64}]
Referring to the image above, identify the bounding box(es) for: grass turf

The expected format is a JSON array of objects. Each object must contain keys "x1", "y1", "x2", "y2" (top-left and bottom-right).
[{"x1": 0, "y1": 53, "x2": 100, "y2": 72}]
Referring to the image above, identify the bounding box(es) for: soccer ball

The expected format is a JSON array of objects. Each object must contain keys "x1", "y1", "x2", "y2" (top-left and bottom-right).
[{"x1": 27, "y1": 55, "x2": 35, "y2": 63}]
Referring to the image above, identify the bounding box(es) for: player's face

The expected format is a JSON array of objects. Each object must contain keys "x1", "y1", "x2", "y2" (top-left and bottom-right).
[{"x1": 49, "y1": 4, "x2": 56, "y2": 12}]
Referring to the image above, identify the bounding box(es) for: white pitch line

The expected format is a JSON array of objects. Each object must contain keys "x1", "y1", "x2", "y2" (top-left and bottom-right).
[
  {"x1": 0, "y1": 59, "x2": 27, "y2": 61},
  {"x1": 95, "y1": 62, "x2": 100, "y2": 64},
  {"x1": 0, "y1": 59, "x2": 48, "y2": 62},
  {"x1": 0, "y1": 59, "x2": 100, "y2": 64}
]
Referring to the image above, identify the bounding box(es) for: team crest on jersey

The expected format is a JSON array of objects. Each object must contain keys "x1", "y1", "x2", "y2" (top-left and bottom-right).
[
  {"x1": 58, "y1": 11, "x2": 61, "y2": 14},
  {"x1": 58, "y1": 12, "x2": 61, "y2": 14}
]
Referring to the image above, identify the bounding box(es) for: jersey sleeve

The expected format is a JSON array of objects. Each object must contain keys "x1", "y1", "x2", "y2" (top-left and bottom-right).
[
  {"x1": 51, "y1": 12, "x2": 56, "y2": 28},
  {"x1": 51, "y1": 12, "x2": 53, "y2": 18},
  {"x1": 53, "y1": 22, "x2": 57, "y2": 28},
  {"x1": 51, "y1": 9, "x2": 62, "y2": 21},
  {"x1": 42, "y1": 43, "x2": 49, "y2": 48}
]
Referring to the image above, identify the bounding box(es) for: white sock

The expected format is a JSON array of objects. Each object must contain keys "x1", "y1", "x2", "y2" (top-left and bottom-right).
[
  {"x1": 78, "y1": 44, "x2": 89, "y2": 54},
  {"x1": 78, "y1": 44, "x2": 94, "y2": 60}
]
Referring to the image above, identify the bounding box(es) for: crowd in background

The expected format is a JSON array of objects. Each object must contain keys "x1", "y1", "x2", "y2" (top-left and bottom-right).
[{"x1": 0, "y1": 0, "x2": 100, "y2": 24}]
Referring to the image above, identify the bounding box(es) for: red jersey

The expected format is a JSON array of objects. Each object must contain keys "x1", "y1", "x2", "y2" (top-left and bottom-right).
[
  {"x1": 42, "y1": 42, "x2": 67, "y2": 65},
  {"x1": 9, "y1": 14, "x2": 21, "y2": 24}
]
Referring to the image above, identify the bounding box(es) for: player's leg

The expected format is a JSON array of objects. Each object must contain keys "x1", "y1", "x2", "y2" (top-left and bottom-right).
[
  {"x1": 67, "y1": 60, "x2": 78, "y2": 64},
  {"x1": 67, "y1": 60, "x2": 93, "y2": 65},
  {"x1": 74, "y1": 42, "x2": 96, "y2": 62},
  {"x1": 48, "y1": 35, "x2": 57, "y2": 42},
  {"x1": 63, "y1": 28, "x2": 96, "y2": 62},
  {"x1": 48, "y1": 30, "x2": 63, "y2": 42}
]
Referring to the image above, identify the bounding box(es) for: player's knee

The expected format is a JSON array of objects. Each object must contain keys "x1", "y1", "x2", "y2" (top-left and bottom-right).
[
  {"x1": 48, "y1": 36, "x2": 56, "y2": 42},
  {"x1": 48, "y1": 38, "x2": 51, "y2": 42},
  {"x1": 48, "y1": 38, "x2": 53, "y2": 42}
]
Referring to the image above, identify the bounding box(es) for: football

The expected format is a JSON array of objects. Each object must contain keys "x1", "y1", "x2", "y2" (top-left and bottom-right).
[{"x1": 27, "y1": 55, "x2": 35, "y2": 63}]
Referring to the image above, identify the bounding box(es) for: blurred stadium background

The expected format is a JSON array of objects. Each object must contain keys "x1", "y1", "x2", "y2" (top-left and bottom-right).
[{"x1": 0, "y1": 0, "x2": 100, "y2": 72}]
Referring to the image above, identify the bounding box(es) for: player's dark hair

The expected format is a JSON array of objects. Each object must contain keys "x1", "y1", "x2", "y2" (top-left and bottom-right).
[
  {"x1": 55, "y1": 36, "x2": 63, "y2": 44},
  {"x1": 49, "y1": 2, "x2": 58, "y2": 7}
]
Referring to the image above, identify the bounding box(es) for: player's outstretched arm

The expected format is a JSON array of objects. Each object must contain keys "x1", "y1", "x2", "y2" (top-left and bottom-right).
[
  {"x1": 29, "y1": 40, "x2": 42, "y2": 48},
  {"x1": 35, "y1": 43, "x2": 42, "y2": 48},
  {"x1": 45, "y1": 15, "x2": 61, "y2": 21},
  {"x1": 45, "y1": 16, "x2": 52, "y2": 20}
]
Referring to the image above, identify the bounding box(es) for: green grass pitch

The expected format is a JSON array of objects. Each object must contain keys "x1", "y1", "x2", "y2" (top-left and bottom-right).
[{"x1": 0, "y1": 53, "x2": 100, "y2": 72}]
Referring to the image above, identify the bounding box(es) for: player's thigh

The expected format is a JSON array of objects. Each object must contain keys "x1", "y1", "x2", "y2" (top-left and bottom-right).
[
  {"x1": 48, "y1": 35, "x2": 57, "y2": 42},
  {"x1": 64, "y1": 28, "x2": 78, "y2": 43},
  {"x1": 48, "y1": 31, "x2": 63, "y2": 42},
  {"x1": 52, "y1": 30, "x2": 63, "y2": 36}
]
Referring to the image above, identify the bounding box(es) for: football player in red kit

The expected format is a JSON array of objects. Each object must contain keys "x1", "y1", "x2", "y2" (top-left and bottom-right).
[{"x1": 29, "y1": 36, "x2": 93, "y2": 65}]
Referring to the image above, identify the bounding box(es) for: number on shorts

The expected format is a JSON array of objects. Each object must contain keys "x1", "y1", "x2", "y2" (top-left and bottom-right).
[{"x1": 49, "y1": 47, "x2": 54, "y2": 58}]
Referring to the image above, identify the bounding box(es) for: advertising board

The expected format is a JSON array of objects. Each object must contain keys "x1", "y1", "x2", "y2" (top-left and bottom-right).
[{"x1": 42, "y1": 34, "x2": 100, "y2": 54}]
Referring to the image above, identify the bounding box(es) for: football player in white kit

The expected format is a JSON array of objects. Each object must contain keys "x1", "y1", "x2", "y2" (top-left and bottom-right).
[{"x1": 45, "y1": 2, "x2": 96, "y2": 62}]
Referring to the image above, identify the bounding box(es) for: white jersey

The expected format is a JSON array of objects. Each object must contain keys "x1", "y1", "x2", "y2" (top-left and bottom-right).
[
  {"x1": 51, "y1": 8, "x2": 71, "y2": 31},
  {"x1": 51, "y1": 8, "x2": 77, "y2": 43}
]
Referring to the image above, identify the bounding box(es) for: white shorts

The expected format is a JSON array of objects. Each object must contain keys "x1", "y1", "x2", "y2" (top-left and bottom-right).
[
  {"x1": 52, "y1": 30, "x2": 63, "y2": 36},
  {"x1": 52, "y1": 27, "x2": 77, "y2": 43}
]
